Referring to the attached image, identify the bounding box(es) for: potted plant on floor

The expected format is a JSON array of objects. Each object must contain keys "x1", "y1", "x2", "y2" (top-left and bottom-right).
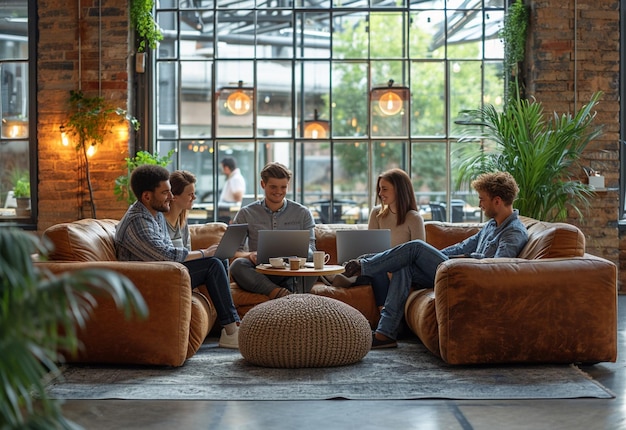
[
  {"x1": 0, "y1": 228, "x2": 148, "y2": 428},
  {"x1": 454, "y1": 91, "x2": 604, "y2": 222}
]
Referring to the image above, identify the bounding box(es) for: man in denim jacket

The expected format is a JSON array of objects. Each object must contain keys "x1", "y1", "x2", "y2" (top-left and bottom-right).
[{"x1": 343, "y1": 171, "x2": 529, "y2": 349}]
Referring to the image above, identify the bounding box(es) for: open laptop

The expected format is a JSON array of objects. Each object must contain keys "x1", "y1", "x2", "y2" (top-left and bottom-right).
[
  {"x1": 256, "y1": 230, "x2": 310, "y2": 264},
  {"x1": 213, "y1": 223, "x2": 249, "y2": 260},
  {"x1": 336, "y1": 229, "x2": 392, "y2": 263}
]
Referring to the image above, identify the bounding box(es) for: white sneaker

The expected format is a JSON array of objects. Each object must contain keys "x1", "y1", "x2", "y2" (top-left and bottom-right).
[{"x1": 218, "y1": 327, "x2": 239, "y2": 349}]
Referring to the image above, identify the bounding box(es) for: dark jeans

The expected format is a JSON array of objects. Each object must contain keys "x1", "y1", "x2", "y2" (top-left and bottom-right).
[{"x1": 183, "y1": 256, "x2": 239, "y2": 326}]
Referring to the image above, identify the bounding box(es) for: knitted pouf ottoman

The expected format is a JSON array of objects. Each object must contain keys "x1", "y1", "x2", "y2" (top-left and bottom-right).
[{"x1": 239, "y1": 294, "x2": 372, "y2": 368}]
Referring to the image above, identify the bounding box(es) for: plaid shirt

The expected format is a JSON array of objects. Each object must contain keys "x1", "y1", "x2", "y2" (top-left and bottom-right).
[{"x1": 115, "y1": 201, "x2": 188, "y2": 262}]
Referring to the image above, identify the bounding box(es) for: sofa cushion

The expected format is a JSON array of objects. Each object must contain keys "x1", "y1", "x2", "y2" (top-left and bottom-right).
[
  {"x1": 43, "y1": 218, "x2": 119, "y2": 261},
  {"x1": 518, "y1": 218, "x2": 585, "y2": 259},
  {"x1": 189, "y1": 222, "x2": 228, "y2": 250},
  {"x1": 425, "y1": 221, "x2": 483, "y2": 250}
]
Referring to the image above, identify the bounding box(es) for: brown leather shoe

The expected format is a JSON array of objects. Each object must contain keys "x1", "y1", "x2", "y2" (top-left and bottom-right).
[{"x1": 343, "y1": 259, "x2": 362, "y2": 277}]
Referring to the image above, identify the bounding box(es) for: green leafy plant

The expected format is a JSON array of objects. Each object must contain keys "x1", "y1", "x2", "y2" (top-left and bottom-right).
[
  {"x1": 455, "y1": 91, "x2": 604, "y2": 222},
  {"x1": 114, "y1": 149, "x2": 175, "y2": 205},
  {"x1": 0, "y1": 228, "x2": 148, "y2": 429},
  {"x1": 11, "y1": 170, "x2": 30, "y2": 198},
  {"x1": 63, "y1": 90, "x2": 140, "y2": 218},
  {"x1": 500, "y1": 0, "x2": 529, "y2": 105},
  {"x1": 130, "y1": 0, "x2": 163, "y2": 53}
]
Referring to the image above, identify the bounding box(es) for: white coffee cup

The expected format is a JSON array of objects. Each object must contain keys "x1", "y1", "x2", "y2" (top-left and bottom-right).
[
  {"x1": 269, "y1": 257, "x2": 284, "y2": 268},
  {"x1": 298, "y1": 257, "x2": 307, "y2": 268},
  {"x1": 313, "y1": 251, "x2": 330, "y2": 269}
]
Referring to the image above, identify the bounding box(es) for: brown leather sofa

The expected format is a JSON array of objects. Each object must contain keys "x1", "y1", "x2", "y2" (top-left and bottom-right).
[
  {"x1": 405, "y1": 216, "x2": 618, "y2": 365},
  {"x1": 40, "y1": 216, "x2": 617, "y2": 366},
  {"x1": 38, "y1": 219, "x2": 222, "y2": 367}
]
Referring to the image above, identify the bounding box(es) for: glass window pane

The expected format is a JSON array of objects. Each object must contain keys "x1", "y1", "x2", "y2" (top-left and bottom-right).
[
  {"x1": 332, "y1": 12, "x2": 368, "y2": 60},
  {"x1": 0, "y1": 3, "x2": 27, "y2": 61},
  {"x1": 370, "y1": 12, "x2": 407, "y2": 59},
  {"x1": 295, "y1": 12, "x2": 331, "y2": 59},
  {"x1": 410, "y1": 0, "x2": 445, "y2": 10},
  {"x1": 411, "y1": 61, "x2": 445, "y2": 137},
  {"x1": 334, "y1": 141, "x2": 369, "y2": 224},
  {"x1": 409, "y1": 10, "x2": 445, "y2": 59},
  {"x1": 216, "y1": 61, "x2": 254, "y2": 137},
  {"x1": 449, "y1": 60, "x2": 482, "y2": 136},
  {"x1": 332, "y1": 62, "x2": 368, "y2": 138},
  {"x1": 157, "y1": 61, "x2": 179, "y2": 139},
  {"x1": 157, "y1": 11, "x2": 178, "y2": 60},
  {"x1": 216, "y1": 10, "x2": 256, "y2": 58},
  {"x1": 450, "y1": 139, "x2": 482, "y2": 222},
  {"x1": 296, "y1": 61, "x2": 329, "y2": 137},
  {"x1": 483, "y1": 60, "x2": 505, "y2": 108},
  {"x1": 1, "y1": 63, "x2": 28, "y2": 139},
  {"x1": 446, "y1": 9, "x2": 483, "y2": 59},
  {"x1": 181, "y1": 61, "x2": 212, "y2": 139},
  {"x1": 485, "y1": 10, "x2": 504, "y2": 59},
  {"x1": 299, "y1": 141, "x2": 331, "y2": 221},
  {"x1": 258, "y1": 60, "x2": 293, "y2": 138},
  {"x1": 372, "y1": 141, "x2": 407, "y2": 178},
  {"x1": 411, "y1": 141, "x2": 447, "y2": 220},
  {"x1": 256, "y1": 10, "x2": 293, "y2": 59}
]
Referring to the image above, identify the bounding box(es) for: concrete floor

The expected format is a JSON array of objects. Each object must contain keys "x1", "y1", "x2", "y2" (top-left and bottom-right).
[{"x1": 61, "y1": 296, "x2": 626, "y2": 430}]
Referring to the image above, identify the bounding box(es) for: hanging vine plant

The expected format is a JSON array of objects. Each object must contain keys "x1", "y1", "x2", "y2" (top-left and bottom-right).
[
  {"x1": 130, "y1": 0, "x2": 163, "y2": 53},
  {"x1": 500, "y1": 0, "x2": 529, "y2": 106},
  {"x1": 63, "y1": 90, "x2": 140, "y2": 219}
]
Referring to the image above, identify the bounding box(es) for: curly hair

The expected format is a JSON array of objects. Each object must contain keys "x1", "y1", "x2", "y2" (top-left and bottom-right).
[
  {"x1": 471, "y1": 171, "x2": 519, "y2": 206},
  {"x1": 130, "y1": 164, "x2": 170, "y2": 200}
]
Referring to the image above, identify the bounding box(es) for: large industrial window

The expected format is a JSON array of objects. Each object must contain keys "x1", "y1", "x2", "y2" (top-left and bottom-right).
[
  {"x1": 0, "y1": 0, "x2": 34, "y2": 226},
  {"x1": 153, "y1": 0, "x2": 505, "y2": 224}
]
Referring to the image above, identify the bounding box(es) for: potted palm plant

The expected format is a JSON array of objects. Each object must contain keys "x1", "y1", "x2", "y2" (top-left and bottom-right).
[
  {"x1": 0, "y1": 228, "x2": 147, "y2": 428},
  {"x1": 455, "y1": 91, "x2": 604, "y2": 222}
]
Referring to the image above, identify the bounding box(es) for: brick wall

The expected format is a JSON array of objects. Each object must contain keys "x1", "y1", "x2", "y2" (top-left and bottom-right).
[
  {"x1": 526, "y1": 0, "x2": 622, "y2": 287},
  {"x1": 37, "y1": 0, "x2": 132, "y2": 232}
]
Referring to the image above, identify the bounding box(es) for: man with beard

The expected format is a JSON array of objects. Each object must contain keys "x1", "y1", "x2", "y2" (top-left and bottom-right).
[
  {"x1": 341, "y1": 171, "x2": 529, "y2": 349},
  {"x1": 114, "y1": 164, "x2": 241, "y2": 349}
]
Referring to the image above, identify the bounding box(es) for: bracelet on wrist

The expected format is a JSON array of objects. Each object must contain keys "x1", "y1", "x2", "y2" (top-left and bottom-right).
[{"x1": 200, "y1": 249, "x2": 205, "y2": 258}]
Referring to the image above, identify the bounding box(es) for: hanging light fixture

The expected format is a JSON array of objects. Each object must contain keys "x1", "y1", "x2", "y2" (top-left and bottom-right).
[
  {"x1": 303, "y1": 109, "x2": 330, "y2": 139},
  {"x1": 370, "y1": 79, "x2": 410, "y2": 116},
  {"x1": 222, "y1": 80, "x2": 254, "y2": 116}
]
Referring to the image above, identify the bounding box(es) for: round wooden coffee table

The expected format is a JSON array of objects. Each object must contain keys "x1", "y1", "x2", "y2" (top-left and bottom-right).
[
  {"x1": 256, "y1": 263, "x2": 344, "y2": 277},
  {"x1": 255, "y1": 264, "x2": 345, "y2": 293}
]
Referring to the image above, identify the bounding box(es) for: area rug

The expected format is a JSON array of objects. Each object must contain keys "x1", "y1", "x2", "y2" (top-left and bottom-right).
[{"x1": 46, "y1": 341, "x2": 614, "y2": 401}]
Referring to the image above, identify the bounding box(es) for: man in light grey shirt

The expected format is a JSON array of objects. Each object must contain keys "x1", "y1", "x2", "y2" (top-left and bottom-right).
[{"x1": 230, "y1": 162, "x2": 316, "y2": 299}]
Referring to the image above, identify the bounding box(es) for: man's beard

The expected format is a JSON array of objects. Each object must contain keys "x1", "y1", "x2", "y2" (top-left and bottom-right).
[{"x1": 152, "y1": 202, "x2": 170, "y2": 213}]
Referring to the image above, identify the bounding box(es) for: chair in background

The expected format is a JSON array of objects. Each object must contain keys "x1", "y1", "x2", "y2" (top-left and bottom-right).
[{"x1": 429, "y1": 203, "x2": 446, "y2": 222}]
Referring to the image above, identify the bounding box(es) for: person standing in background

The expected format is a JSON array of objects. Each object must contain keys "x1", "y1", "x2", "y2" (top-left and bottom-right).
[{"x1": 218, "y1": 157, "x2": 246, "y2": 206}]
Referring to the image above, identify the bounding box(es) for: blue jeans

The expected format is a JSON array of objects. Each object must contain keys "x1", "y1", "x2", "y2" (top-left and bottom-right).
[
  {"x1": 361, "y1": 240, "x2": 448, "y2": 340},
  {"x1": 183, "y1": 257, "x2": 240, "y2": 326}
]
